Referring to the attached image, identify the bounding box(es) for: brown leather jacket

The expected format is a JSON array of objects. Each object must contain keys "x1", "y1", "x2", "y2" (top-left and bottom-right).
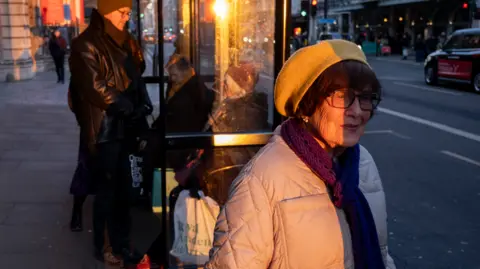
[{"x1": 68, "y1": 9, "x2": 150, "y2": 152}]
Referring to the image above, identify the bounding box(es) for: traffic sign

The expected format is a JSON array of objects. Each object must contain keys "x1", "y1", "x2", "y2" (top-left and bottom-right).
[{"x1": 318, "y1": 18, "x2": 335, "y2": 24}]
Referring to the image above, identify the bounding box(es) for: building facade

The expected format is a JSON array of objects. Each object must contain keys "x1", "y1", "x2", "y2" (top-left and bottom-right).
[
  {"x1": 0, "y1": 0, "x2": 85, "y2": 81},
  {"x1": 327, "y1": 0, "x2": 474, "y2": 39}
]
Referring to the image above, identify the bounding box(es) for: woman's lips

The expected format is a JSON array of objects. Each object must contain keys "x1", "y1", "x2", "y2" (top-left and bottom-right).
[{"x1": 342, "y1": 124, "x2": 360, "y2": 131}]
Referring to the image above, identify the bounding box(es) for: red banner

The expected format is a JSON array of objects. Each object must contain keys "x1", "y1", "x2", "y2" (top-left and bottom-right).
[{"x1": 40, "y1": 0, "x2": 65, "y2": 25}]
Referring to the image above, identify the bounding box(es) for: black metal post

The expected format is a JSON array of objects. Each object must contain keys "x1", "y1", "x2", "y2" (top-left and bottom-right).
[
  {"x1": 136, "y1": 0, "x2": 142, "y2": 44},
  {"x1": 324, "y1": 0, "x2": 328, "y2": 18},
  {"x1": 189, "y1": 0, "x2": 200, "y2": 73},
  {"x1": 155, "y1": 0, "x2": 167, "y2": 266},
  {"x1": 273, "y1": 0, "x2": 291, "y2": 128}
]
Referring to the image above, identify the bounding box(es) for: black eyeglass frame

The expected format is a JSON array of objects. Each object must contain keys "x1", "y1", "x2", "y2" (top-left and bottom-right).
[{"x1": 324, "y1": 88, "x2": 382, "y2": 111}]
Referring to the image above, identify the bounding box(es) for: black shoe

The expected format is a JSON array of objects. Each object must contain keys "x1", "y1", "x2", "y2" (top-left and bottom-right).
[
  {"x1": 70, "y1": 209, "x2": 83, "y2": 232},
  {"x1": 94, "y1": 248, "x2": 104, "y2": 262},
  {"x1": 116, "y1": 248, "x2": 144, "y2": 265}
]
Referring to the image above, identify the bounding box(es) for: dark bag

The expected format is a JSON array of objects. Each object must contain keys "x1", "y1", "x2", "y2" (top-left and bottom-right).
[{"x1": 127, "y1": 140, "x2": 152, "y2": 211}]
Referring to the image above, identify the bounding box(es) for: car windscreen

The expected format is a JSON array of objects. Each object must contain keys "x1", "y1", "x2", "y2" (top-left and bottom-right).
[{"x1": 443, "y1": 33, "x2": 480, "y2": 50}]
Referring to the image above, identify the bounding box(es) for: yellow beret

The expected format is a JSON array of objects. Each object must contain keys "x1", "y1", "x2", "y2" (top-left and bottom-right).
[{"x1": 274, "y1": 39, "x2": 369, "y2": 117}]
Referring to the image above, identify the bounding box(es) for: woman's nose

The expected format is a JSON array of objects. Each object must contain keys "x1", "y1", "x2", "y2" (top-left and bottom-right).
[{"x1": 347, "y1": 98, "x2": 362, "y2": 115}]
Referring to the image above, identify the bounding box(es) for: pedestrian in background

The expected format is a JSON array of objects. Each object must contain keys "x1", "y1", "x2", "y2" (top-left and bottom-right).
[
  {"x1": 68, "y1": 0, "x2": 152, "y2": 265},
  {"x1": 206, "y1": 40, "x2": 396, "y2": 269},
  {"x1": 48, "y1": 30, "x2": 67, "y2": 84},
  {"x1": 401, "y1": 33, "x2": 410, "y2": 60},
  {"x1": 415, "y1": 34, "x2": 426, "y2": 62}
]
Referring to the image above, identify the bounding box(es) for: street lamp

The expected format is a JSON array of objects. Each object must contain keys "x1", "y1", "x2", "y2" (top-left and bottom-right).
[{"x1": 213, "y1": 0, "x2": 228, "y2": 20}]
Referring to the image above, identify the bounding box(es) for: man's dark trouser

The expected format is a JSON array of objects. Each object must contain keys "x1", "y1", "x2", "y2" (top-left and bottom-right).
[
  {"x1": 54, "y1": 55, "x2": 65, "y2": 82},
  {"x1": 93, "y1": 141, "x2": 131, "y2": 254}
]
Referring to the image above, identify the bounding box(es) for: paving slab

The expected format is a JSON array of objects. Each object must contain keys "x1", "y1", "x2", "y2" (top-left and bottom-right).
[{"x1": 0, "y1": 70, "x2": 162, "y2": 269}]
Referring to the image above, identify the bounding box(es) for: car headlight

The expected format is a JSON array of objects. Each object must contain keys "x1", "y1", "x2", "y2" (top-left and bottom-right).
[{"x1": 424, "y1": 55, "x2": 432, "y2": 66}]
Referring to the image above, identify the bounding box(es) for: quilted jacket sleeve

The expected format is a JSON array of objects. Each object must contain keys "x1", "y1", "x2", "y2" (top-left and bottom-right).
[{"x1": 205, "y1": 172, "x2": 274, "y2": 269}]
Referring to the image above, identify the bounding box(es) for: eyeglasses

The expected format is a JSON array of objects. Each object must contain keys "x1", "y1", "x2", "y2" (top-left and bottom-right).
[
  {"x1": 117, "y1": 9, "x2": 132, "y2": 18},
  {"x1": 326, "y1": 88, "x2": 381, "y2": 111}
]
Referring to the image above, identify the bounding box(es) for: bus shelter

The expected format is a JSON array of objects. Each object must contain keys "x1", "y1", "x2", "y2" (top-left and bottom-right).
[{"x1": 132, "y1": 0, "x2": 292, "y2": 266}]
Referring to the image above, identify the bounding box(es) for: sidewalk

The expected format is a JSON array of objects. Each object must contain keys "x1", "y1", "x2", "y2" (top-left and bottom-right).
[{"x1": 0, "y1": 70, "x2": 160, "y2": 268}]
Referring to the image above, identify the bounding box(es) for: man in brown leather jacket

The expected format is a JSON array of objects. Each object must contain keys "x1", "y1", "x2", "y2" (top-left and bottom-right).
[{"x1": 68, "y1": 0, "x2": 152, "y2": 265}]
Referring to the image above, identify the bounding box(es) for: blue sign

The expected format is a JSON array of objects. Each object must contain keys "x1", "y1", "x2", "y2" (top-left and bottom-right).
[
  {"x1": 319, "y1": 18, "x2": 336, "y2": 24},
  {"x1": 63, "y1": 4, "x2": 71, "y2": 20}
]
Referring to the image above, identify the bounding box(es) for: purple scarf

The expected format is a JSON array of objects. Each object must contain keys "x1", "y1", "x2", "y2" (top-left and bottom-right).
[{"x1": 281, "y1": 119, "x2": 385, "y2": 269}]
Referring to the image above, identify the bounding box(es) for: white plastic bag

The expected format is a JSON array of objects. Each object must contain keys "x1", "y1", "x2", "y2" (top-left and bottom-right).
[{"x1": 170, "y1": 190, "x2": 220, "y2": 265}]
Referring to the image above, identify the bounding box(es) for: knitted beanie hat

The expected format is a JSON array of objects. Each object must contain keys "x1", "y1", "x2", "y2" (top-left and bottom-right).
[{"x1": 97, "y1": 0, "x2": 132, "y2": 15}]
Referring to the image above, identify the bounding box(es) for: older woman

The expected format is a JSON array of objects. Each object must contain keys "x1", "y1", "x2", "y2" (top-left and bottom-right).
[{"x1": 205, "y1": 40, "x2": 396, "y2": 269}]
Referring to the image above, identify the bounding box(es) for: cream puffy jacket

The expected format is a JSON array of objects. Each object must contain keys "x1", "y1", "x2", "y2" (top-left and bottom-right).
[{"x1": 205, "y1": 129, "x2": 396, "y2": 269}]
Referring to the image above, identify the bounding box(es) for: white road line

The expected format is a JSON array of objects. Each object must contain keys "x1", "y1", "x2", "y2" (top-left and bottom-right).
[
  {"x1": 378, "y1": 76, "x2": 419, "y2": 82},
  {"x1": 378, "y1": 107, "x2": 480, "y2": 143},
  {"x1": 372, "y1": 57, "x2": 422, "y2": 66},
  {"x1": 365, "y1": 129, "x2": 411, "y2": 139},
  {"x1": 393, "y1": 81, "x2": 462, "y2": 96},
  {"x1": 259, "y1": 74, "x2": 274, "y2": 81},
  {"x1": 365, "y1": 130, "x2": 392, "y2": 135},
  {"x1": 144, "y1": 51, "x2": 153, "y2": 63},
  {"x1": 389, "y1": 131, "x2": 412, "y2": 140},
  {"x1": 440, "y1": 150, "x2": 480, "y2": 168}
]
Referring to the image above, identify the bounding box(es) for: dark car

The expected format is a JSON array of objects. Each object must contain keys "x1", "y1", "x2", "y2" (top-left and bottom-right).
[{"x1": 424, "y1": 28, "x2": 480, "y2": 92}]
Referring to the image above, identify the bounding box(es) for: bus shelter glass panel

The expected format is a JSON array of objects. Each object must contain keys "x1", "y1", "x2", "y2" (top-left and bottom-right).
[
  {"x1": 161, "y1": 0, "x2": 277, "y2": 267},
  {"x1": 136, "y1": 0, "x2": 191, "y2": 75}
]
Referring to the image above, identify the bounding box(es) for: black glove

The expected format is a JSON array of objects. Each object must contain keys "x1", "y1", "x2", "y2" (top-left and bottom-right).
[
  {"x1": 130, "y1": 104, "x2": 151, "y2": 121},
  {"x1": 106, "y1": 95, "x2": 134, "y2": 116}
]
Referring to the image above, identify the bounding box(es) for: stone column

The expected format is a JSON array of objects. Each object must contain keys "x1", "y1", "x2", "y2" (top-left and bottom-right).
[
  {"x1": 388, "y1": 7, "x2": 395, "y2": 37},
  {"x1": 447, "y1": 11, "x2": 456, "y2": 35},
  {"x1": 404, "y1": 7, "x2": 414, "y2": 38},
  {"x1": 348, "y1": 12, "x2": 354, "y2": 36},
  {"x1": 337, "y1": 13, "x2": 343, "y2": 34},
  {"x1": 473, "y1": 1, "x2": 480, "y2": 28},
  {"x1": 0, "y1": 0, "x2": 35, "y2": 81}
]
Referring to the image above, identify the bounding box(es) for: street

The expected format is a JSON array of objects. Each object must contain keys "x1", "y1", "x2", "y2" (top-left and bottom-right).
[
  {"x1": 363, "y1": 57, "x2": 480, "y2": 269},
  {"x1": 0, "y1": 55, "x2": 479, "y2": 268},
  {"x1": 142, "y1": 42, "x2": 175, "y2": 77}
]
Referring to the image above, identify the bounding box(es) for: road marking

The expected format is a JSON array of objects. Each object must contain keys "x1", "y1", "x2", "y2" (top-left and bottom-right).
[
  {"x1": 393, "y1": 81, "x2": 462, "y2": 96},
  {"x1": 259, "y1": 74, "x2": 274, "y2": 81},
  {"x1": 365, "y1": 129, "x2": 411, "y2": 139},
  {"x1": 365, "y1": 130, "x2": 392, "y2": 135},
  {"x1": 378, "y1": 107, "x2": 480, "y2": 143},
  {"x1": 371, "y1": 57, "x2": 422, "y2": 66},
  {"x1": 144, "y1": 50, "x2": 153, "y2": 64},
  {"x1": 378, "y1": 76, "x2": 419, "y2": 82},
  {"x1": 440, "y1": 150, "x2": 480, "y2": 168}
]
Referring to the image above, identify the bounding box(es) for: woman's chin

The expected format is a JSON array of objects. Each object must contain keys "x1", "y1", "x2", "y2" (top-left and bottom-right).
[{"x1": 340, "y1": 135, "x2": 362, "y2": 147}]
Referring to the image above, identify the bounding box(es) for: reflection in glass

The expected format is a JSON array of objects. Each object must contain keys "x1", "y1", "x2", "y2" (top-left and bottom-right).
[
  {"x1": 157, "y1": 0, "x2": 276, "y2": 267},
  {"x1": 212, "y1": 0, "x2": 275, "y2": 122}
]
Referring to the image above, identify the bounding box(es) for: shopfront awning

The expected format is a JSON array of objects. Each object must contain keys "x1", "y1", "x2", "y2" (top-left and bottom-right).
[
  {"x1": 329, "y1": 4, "x2": 364, "y2": 13},
  {"x1": 378, "y1": 0, "x2": 428, "y2": 6}
]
